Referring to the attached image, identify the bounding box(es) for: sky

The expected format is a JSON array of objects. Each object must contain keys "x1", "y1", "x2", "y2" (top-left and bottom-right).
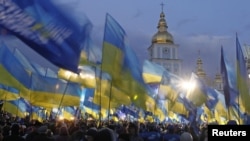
[
  {"x1": 69, "y1": 0, "x2": 250, "y2": 79},
  {"x1": 6, "y1": 0, "x2": 250, "y2": 80}
]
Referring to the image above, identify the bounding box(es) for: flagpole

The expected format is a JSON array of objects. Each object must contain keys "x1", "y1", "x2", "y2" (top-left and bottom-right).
[
  {"x1": 237, "y1": 33, "x2": 241, "y2": 124},
  {"x1": 236, "y1": 33, "x2": 242, "y2": 124},
  {"x1": 155, "y1": 71, "x2": 165, "y2": 116},
  {"x1": 16, "y1": 98, "x2": 20, "y2": 119},
  {"x1": 107, "y1": 80, "x2": 113, "y2": 123},
  {"x1": 3, "y1": 86, "x2": 7, "y2": 113},
  {"x1": 12, "y1": 48, "x2": 24, "y2": 119},
  {"x1": 238, "y1": 96, "x2": 240, "y2": 124},
  {"x1": 98, "y1": 14, "x2": 110, "y2": 122},
  {"x1": 30, "y1": 72, "x2": 33, "y2": 121},
  {"x1": 56, "y1": 81, "x2": 69, "y2": 119},
  {"x1": 92, "y1": 66, "x2": 102, "y2": 121},
  {"x1": 92, "y1": 66, "x2": 97, "y2": 115}
]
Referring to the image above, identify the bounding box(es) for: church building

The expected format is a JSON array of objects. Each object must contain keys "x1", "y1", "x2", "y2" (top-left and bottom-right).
[{"x1": 148, "y1": 5, "x2": 182, "y2": 77}]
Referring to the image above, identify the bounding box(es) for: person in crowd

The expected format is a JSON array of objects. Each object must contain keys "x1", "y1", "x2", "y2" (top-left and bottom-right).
[
  {"x1": 0, "y1": 127, "x2": 4, "y2": 141},
  {"x1": 127, "y1": 122, "x2": 144, "y2": 141},
  {"x1": 1, "y1": 124, "x2": 10, "y2": 139},
  {"x1": 199, "y1": 125, "x2": 207, "y2": 141},
  {"x1": 69, "y1": 122, "x2": 88, "y2": 141},
  {"x1": 226, "y1": 120, "x2": 237, "y2": 125},
  {"x1": 161, "y1": 125, "x2": 180, "y2": 141},
  {"x1": 85, "y1": 127, "x2": 97, "y2": 141},
  {"x1": 24, "y1": 120, "x2": 42, "y2": 141},
  {"x1": 30, "y1": 125, "x2": 55, "y2": 141},
  {"x1": 54, "y1": 126, "x2": 71, "y2": 141},
  {"x1": 117, "y1": 133, "x2": 130, "y2": 141},
  {"x1": 180, "y1": 132, "x2": 193, "y2": 141},
  {"x1": 3, "y1": 123, "x2": 25, "y2": 141},
  {"x1": 94, "y1": 127, "x2": 116, "y2": 141}
]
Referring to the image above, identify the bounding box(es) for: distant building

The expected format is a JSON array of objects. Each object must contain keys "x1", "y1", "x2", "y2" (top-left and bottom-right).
[
  {"x1": 213, "y1": 71, "x2": 223, "y2": 93},
  {"x1": 195, "y1": 52, "x2": 207, "y2": 81},
  {"x1": 243, "y1": 44, "x2": 250, "y2": 76},
  {"x1": 194, "y1": 51, "x2": 224, "y2": 92},
  {"x1": 148, "y1": 5, "x2": 182, "y2": 76}
]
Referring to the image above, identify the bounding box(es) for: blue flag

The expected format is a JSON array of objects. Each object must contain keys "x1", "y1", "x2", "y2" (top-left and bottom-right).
[
  {"x1": 83, "y1": 88, "x2": 101, "y2": 111},
  {"x1": 221, "y1": 46, "x2": 238, "y2": 108},
  {"x1": 205, "y1": 87, "x2": 219, "y2": 109},
  {"x1": 0, "y1": 0, "x2": 92, "y2": 73}
]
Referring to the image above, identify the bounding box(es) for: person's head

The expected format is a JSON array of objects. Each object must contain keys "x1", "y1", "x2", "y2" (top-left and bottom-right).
[
  {"x1": 94, "y1": 127, "x2": 116, "y2": 141},
  {"x1": 59, "y1": 126, "x2": 69, "y2": 136},
  {"x1": 11, "y1": 123, "x2": 20, "y2": 135},
  {"x1": 37, "y1": 125, "x2": 48, "y2": 135},
  {"x1": 46, "y1": 129, "x2": 53, "y2": 137},
  {"x1": 85, "y1": 128, "x2": 97, "y2": 141},
  {"x1": 128, "y1": 122, "x2": 138, "y2": 135},
  {"x1": 167, "y1": 125, "x2": 175, "y2": 134},
  {"x1": 2, "y1": 125, "x2": 10, "y2": 136},
  {"x1": 118, "y1": 133, "x2": 130, "y2": 141},
  {"x1": 180, "y1": 132, "x2": 193, "y2": 141},
  {"x1": 227, "y1": 120, "x2": 238, "y2": 125}
]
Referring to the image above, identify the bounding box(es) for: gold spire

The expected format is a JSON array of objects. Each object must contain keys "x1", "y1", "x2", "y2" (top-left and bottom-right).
[
  {"x1": 196, "y1": 50, "x2": 206, "y2": 78},
  {"x1": 214, "y1": 72, "x2": 222, "y2": 81},
  {"x1": 152, "y1": 3, "x2": 174, "y2": 44}
]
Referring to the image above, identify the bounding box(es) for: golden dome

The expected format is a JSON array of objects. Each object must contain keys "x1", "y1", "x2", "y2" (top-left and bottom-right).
[{"x1": 152, "y1": 12, "x2": 174, "y2": 44}]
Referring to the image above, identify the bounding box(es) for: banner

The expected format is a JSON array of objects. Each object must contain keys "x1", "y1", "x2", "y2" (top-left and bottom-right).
[{"x1": 0, "y1": 0, "x2": 92, "y2": 72}]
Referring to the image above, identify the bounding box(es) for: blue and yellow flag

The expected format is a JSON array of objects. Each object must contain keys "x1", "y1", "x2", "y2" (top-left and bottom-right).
[
  {"x1": 93, "y1": 72, "x2": 131, "y2": 109},
  {"x1": 0, "y1": 84, "x2": 20, "y2": 101},
  {"x1": 0, "y1": 0, "x2": 92, "y2": 73},
  {"x1": 221, "y1": 46, "x2": 238, "y2": 108},
  {"x1": 58, "y1": 65, "x2": 97, "y2": 88},
  {"x1": 169, "y1": 97, "x2": 190, "y2": 117},
  {"x1": 205, "y1": 87, "x2": 219, "y2": 109},
  {"x1": 142, "y1": 60, "x2": 165, "y2": 84},
  {"x1": 214, "y1": 91, "x2": 227, "y2": 119},
  {"x1": 0, "y1": 43, "x2": 30, "y2": 100},
  {"x1": 2, "y1": 98, "x2": 31, "y2": 118},
  {"x1": 30, "y1": 73, "x2": 81, "y2": 108},
  {"x1": 82, "y1": 88, "x2": 101, "y2": 111},
  {"x1": 31, "y1": 106, "x2": 46, "y2": 122},
  {"x1": 236, "y1": 35, "x2": 250, "y2": 114},
  {"x1": 102, "y1": 13, "x2": 156, "y2": 111},
  {"x1": 158, "y1": 71, "x2": 181, "y2": 102},
  {"x1": 102, "y1": 13, "x2": 126, "y2": 82},
  {"x1": 61, "y1": 106, "x2": 77, "y2": 121}
]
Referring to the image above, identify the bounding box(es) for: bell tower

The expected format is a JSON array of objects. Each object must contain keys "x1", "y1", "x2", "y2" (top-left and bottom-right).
[{"x1": 148, "y1": 3, "x2": 182, "y2": 76}]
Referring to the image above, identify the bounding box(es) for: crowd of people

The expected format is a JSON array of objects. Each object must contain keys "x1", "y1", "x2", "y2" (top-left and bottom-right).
[{"x1": 0, "y1": 111, "x2": 208, "y2": 141}]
